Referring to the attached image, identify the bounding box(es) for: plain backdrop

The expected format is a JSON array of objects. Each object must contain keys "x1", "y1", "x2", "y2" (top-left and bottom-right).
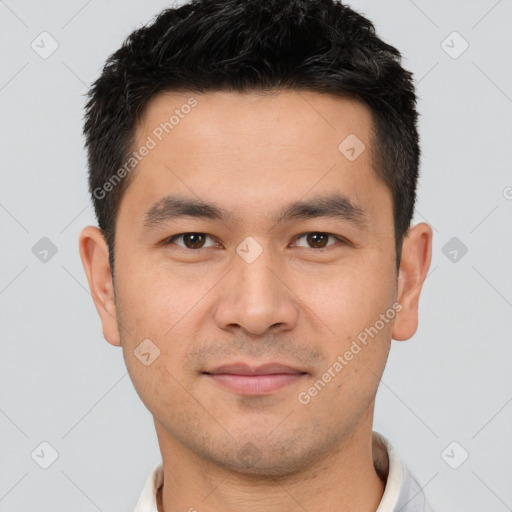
[{"x1": 1, "y1": 0, "x2": 511, "y2": 511}]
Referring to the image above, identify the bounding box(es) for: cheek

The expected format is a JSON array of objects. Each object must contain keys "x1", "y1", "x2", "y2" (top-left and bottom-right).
[
  {"x1": 122, "y1": 347, "x2": 195, "y2": 431},
  {"x1": 115, "y1": 285, "x2": 193, "y2": 415},
  {"x1": 304, "y1": 261, "x2": 397, "y2": 335},
  {"x1": 302, "y1": 261, "x2": 396, "y2": 402},
  {"x1": 116, "y1": 264, "x2": 186, "y2": 329},
  {"x1": 114, "y1": 268, "x2": 202, "y2": 378}
]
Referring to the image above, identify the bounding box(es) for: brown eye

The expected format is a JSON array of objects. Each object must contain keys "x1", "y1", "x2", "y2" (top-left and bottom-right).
[
  {"x1": 182, "y1": 233, "x2": 206, "y2": 248},
  {"x1": 306, "y1": 233, "x2": 329, "y2": 248},
  {"x1": 166, "y1": 233, "x2": 216, "y2": 249},
  {"x1": 295, "y1": 232, "x2": 338, "y2": 249}
]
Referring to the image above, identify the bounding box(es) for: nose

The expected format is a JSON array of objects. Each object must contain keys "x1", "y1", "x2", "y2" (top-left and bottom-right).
[{"x1": 213, "y1": 247, "x2": 299, "y2": 336}]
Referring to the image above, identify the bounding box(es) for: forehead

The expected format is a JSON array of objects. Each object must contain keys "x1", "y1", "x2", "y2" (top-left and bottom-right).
[
  {"x1": 137, "y1": 89, "x2": 375, "y2": 157},
  {"x1": 120, "y1": 89, "x2": 390, "y2": 228}
]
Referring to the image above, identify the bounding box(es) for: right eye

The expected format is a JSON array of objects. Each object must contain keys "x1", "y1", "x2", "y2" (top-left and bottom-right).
[{"x1": 163, "y1": 233, "x2": 219, "y2": 250}]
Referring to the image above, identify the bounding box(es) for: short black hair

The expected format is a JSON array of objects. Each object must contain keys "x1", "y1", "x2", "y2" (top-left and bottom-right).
[{"x1": 83, "y1": 0, "x2": 420, "y2": 272}]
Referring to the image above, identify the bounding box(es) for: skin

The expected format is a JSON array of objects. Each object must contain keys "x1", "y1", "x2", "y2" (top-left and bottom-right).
[{"x1": 79, "y1": 90, "x2": 432, "y2": 512}]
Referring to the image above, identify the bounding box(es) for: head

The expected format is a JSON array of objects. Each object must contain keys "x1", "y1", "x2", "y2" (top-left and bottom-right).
[{"x1": 80, "y1": 0, "x2": 432, "y2": 476}]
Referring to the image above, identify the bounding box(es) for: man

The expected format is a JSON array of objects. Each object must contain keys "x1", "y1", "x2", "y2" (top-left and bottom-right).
[{"x1": 79, "y1": 0, "x2": 435, "y2": 510}]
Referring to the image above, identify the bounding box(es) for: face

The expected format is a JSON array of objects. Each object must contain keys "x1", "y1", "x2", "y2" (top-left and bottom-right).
[{"x1": 80, "y1": 90, "x2": 432, "y2": 476}]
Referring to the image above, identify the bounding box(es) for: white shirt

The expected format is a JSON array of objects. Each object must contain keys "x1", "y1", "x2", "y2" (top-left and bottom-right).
[{"x1": 133, "y1": 431, "x2": 436, "y2": 512}]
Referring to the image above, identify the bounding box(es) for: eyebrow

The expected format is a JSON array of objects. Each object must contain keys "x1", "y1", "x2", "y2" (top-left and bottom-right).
[
  {"x1": 143, "y1": 195, "x2": 233, "y2": 228},
  {"x1": 142, "y1": 193, "x2": 367, "y2": 229},
  {"x1": 271, "y1": 193, "x2": 366, "y2": 227}
]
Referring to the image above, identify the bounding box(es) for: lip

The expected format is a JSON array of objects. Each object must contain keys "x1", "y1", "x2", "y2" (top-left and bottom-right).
[
  {"x1": 203, "y1": 362, "x2": 307, "y2": 395},
  {"x1": 206, "y1": 362, "x2": 305, "y2": 375}
]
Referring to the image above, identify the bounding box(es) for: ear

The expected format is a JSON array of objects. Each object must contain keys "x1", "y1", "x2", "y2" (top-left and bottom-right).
[
  {"x1": 78, "y1": 226, "x2": 121, "y2": 346},
  {"x1": 392, "y1": 222, "x2": 433, "y2": 341}
]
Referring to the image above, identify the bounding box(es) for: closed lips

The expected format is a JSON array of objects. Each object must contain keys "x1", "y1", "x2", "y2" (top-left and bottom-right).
[{"x1": 204, "y1": 362, "x2": 307, "y2": 375}]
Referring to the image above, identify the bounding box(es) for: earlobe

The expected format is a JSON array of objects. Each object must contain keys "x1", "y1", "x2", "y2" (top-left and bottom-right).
[
  {"x1": 392, "y1": 222, "x2": 433, "y2": 341},
  {"x1": 78, "y1": 226, "x2": 121, "y2": 346}
]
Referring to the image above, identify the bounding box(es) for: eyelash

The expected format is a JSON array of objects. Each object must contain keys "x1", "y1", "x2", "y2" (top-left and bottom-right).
[{"x1": 163, "y1": 232, "x2": 347, "y2": 250}]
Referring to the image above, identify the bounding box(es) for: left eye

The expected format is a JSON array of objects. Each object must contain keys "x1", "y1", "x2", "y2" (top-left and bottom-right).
[
  {"x1": 165, "y1": 233, "x2": 217, "y2": 249},
  {"x1": 293, "y1": 232, "x2": 340, "y2": 249}
]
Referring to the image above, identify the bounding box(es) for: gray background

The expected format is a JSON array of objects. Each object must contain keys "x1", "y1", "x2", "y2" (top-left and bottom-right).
[{"x1": 1, "y1": 0, "x2": 511, "y2": 510}]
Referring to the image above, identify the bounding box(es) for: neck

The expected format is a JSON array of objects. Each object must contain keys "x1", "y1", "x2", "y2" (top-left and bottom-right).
[{"x1": 155, "y1": 423, "x2": 387, "y2": 512}]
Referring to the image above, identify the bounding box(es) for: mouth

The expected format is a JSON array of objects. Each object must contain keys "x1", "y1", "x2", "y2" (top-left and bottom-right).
[{"x1": 203, "y1": 362, "x2": 308, "y2": 395}]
